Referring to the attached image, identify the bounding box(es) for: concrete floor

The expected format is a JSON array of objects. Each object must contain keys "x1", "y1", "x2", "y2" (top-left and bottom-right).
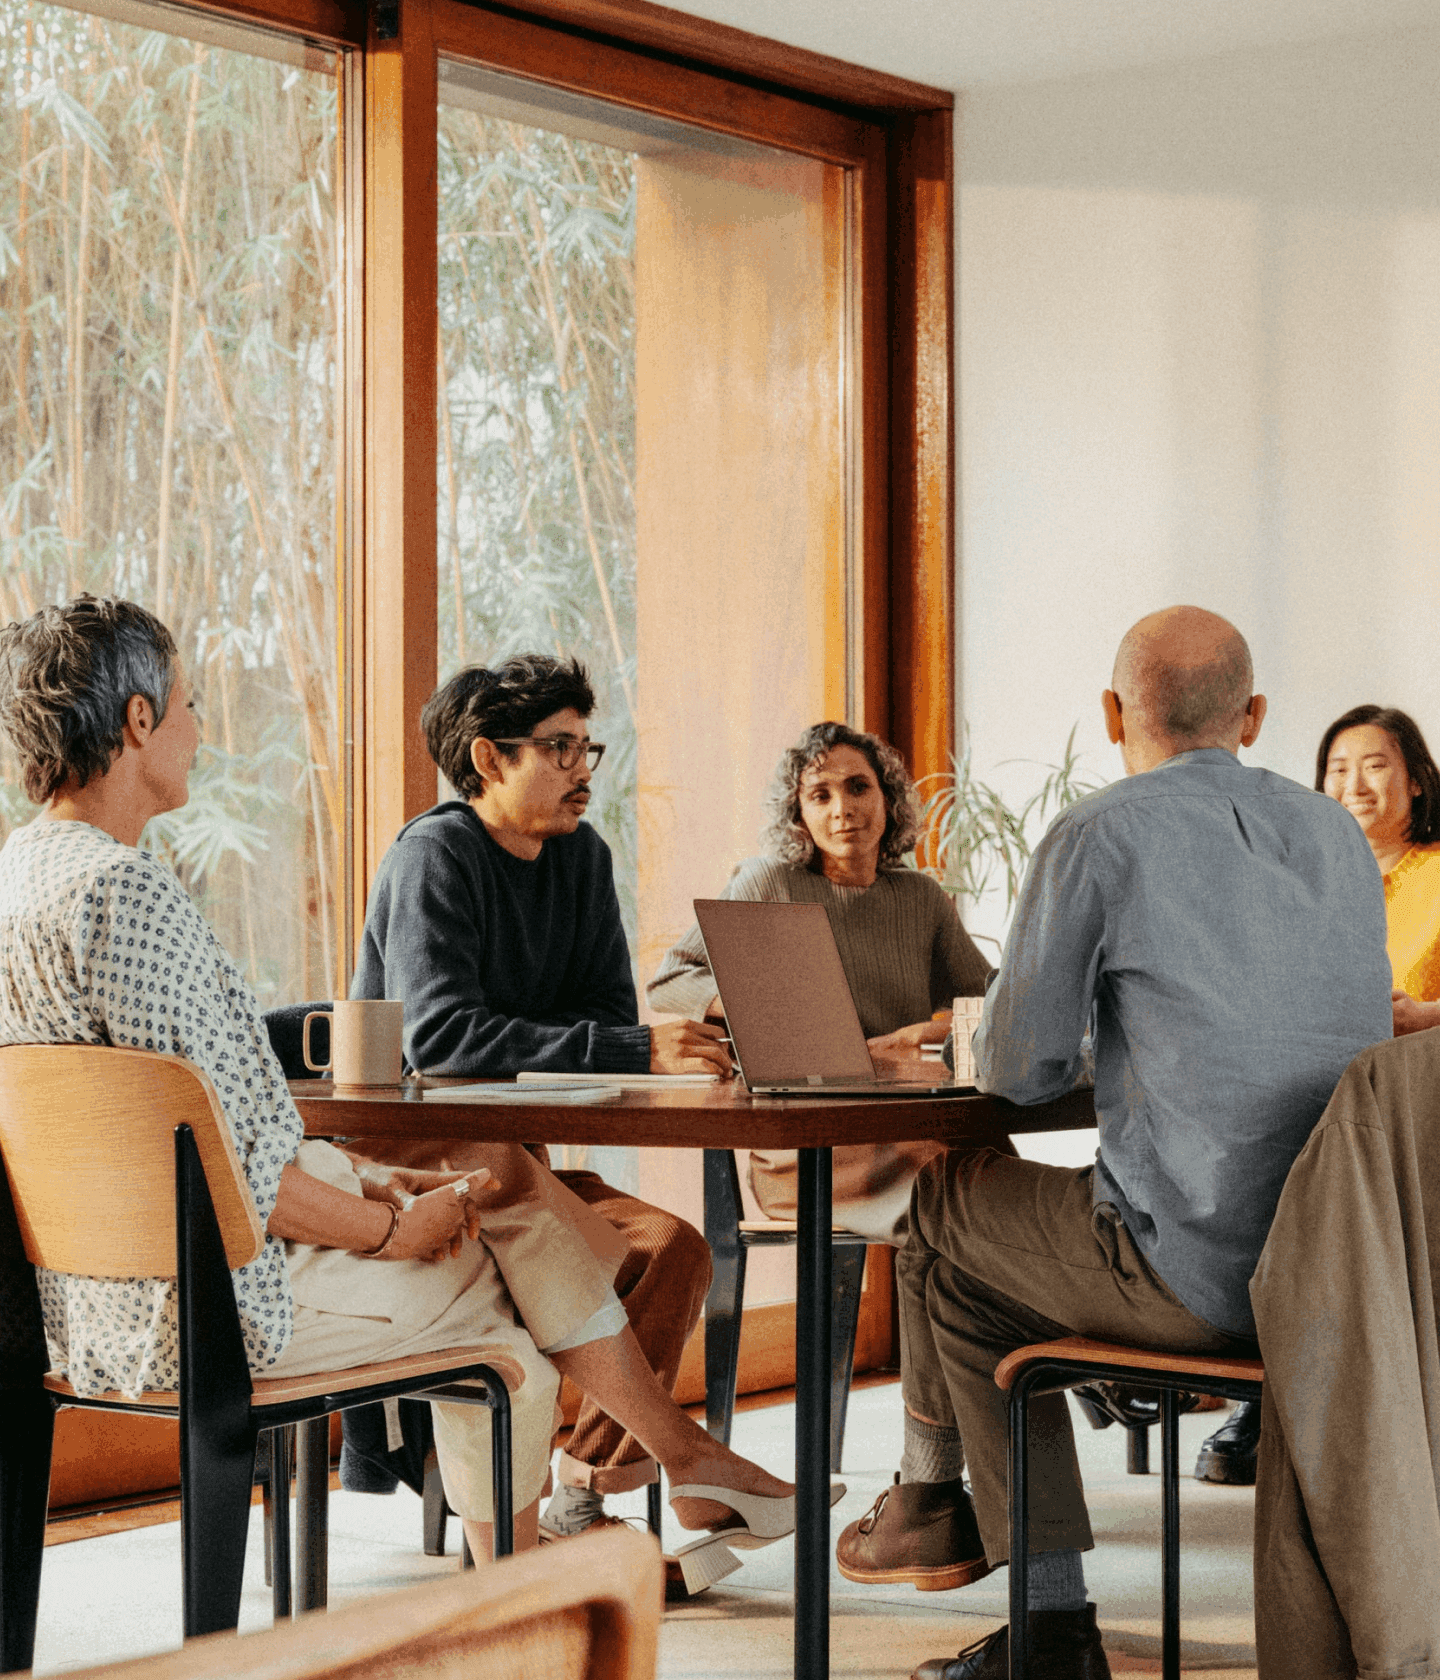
[{"x1": 31, "y1": 1384, "x2": 1257, "y2": 1677}]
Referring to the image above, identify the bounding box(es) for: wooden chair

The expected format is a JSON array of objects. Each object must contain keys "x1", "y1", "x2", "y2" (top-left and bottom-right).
[
  {"x1": 996, "y1": 1335, "x2": 1264, "y2": 1680},
  {"x1": 702, "y1": 1149, "x2": 868, "y2": 1472},
  {"x1": 50, "y1": 1521, "x2": 663, "y2": 1680},
  {"x1": 0, "y1": 1044, "x2": 522, "y2": 1667}
]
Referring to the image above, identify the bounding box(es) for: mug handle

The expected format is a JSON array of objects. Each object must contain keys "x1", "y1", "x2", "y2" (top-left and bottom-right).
[{"x1": 302, "y1": 1011, "x2": 332, "y2": 1073}]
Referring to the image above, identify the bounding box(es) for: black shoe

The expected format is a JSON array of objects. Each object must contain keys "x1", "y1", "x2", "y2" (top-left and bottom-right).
[
  {"x1": 1193, "y1": 1398, "x2": 1260, "y2": 1484},
  {"x1": 911, "y1": 1604, "x2": 1112, "y2": 1680},
  {"x1": 1072, "y1": 1383, "x2": 1200, "y2": 1430},
  {"x1": 339, "y1": 1439, "x2": 400, "y2": 1495}
]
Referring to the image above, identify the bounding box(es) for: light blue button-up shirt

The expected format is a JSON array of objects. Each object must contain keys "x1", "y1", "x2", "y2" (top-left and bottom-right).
[{"x1": 973, "y1": 748, "x2": 1392, "y2": 1337}]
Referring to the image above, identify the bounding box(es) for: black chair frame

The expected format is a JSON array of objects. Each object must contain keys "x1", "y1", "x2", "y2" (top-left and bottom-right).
[
  {"x1": 702, "y1": 1148, "x2": 867, "y2": 1473},
  {"x1": 1, "y1": 1123, "x2": 515, "y2": 1672},
  {"x1": 1007, "y1": 1350, "x2": 1262, "y2": 1680}
]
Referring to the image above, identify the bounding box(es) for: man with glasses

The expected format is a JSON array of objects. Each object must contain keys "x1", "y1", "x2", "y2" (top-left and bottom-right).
[{"x1": 350, "y1": 654, "x2": 729, "y2": 1583}]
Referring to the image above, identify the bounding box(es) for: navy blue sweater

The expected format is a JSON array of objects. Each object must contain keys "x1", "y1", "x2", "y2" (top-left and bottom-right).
[{"x1": 352, "y1": 802, "x2": 652, "y2": 1076}]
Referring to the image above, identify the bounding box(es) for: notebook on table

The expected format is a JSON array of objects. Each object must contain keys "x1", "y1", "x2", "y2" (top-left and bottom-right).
[{"x1": 694, "y1": 898, "x2": 972, "y2": 1097}]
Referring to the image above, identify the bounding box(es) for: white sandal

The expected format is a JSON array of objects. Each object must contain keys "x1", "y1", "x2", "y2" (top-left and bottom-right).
[{"x1": 668, "y1": 1480, "x2": 847, "y2": 1594}]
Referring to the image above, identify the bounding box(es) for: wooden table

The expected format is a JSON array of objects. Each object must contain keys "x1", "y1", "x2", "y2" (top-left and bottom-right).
[{"x1": 293, "y1": 1079, "x2": 1096, "y2": 1680}]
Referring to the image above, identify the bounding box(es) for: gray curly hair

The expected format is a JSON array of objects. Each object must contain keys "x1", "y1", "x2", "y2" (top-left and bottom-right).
[
  {"x1": 0, "y1": 595, "x2": 178, "y2": 803},
  {"x1": 762, "y1": 721, "x2": 920, "y2": 869}
]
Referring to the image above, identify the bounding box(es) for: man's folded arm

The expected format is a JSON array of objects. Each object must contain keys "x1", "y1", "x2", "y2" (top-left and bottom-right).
[
  {"x1": 567, "y1": 840, "x2": 645, "y2": 1033},
  {"x1": 973, "y1": 817, "x2": 1105, "y2": 1105}
]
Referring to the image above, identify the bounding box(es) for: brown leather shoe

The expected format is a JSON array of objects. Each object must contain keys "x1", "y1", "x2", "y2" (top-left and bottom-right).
[
  {"x1": 910, "y1": 1604, "x2": 1112, "y2": 1679},
  {"x1": 836, "y1": 1475, "x2": 992, "y2": 1592}
]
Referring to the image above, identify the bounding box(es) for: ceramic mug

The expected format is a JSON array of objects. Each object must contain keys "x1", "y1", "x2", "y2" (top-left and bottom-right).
[
  {"x1": 303, "y1": 999, "x2": 405, "y2": 1088},
  {"x1": 951, "y1": 995, "x2": 985, "y2": 1085}
]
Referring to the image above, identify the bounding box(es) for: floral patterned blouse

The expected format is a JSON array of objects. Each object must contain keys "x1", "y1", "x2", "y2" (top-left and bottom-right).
[{"x1": 0, "y1": 819, "x2": 302, "y2": 1398}]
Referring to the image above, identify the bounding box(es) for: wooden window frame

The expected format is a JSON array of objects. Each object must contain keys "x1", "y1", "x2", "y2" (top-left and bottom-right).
[
  {"x1": 132, "y1": 0, "x2": 954, "y2": 960},
  {"x1": 360, "y1": 0, "x2": 955, "y2": 938}
]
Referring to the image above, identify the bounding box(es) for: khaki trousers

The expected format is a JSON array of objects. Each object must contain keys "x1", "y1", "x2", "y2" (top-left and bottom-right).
[
  {"x1": 899, "y1": 1147, "x2": 1251, "y2": 1563},
  {"x1": 347, "y1": 1139, "x2": 712, "y2": 1495},
  {"x1": 273, "y1": 1235, "x2": 559, "y2": 1522}
]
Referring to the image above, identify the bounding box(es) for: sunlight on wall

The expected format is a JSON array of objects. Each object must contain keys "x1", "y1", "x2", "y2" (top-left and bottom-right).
[{"x1": 955, "y1": 23, "x2": 1440, "y2": 1162}]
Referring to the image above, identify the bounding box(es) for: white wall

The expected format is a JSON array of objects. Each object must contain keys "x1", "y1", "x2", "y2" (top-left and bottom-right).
[{"x1": 957, "y1": 21, "x2": 1440, "y2": 954}]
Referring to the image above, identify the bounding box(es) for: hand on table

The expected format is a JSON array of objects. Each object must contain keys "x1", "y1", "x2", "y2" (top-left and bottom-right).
[
  {"x1": 1392, "y1": 989, "x2": 1440, "y2": 1037},
  {"x1": 651, "y1": 1018, "x2": 732, "y2": 1078},
  {"x1": 866, "y1": 1019, "x2": 947, "y2": 1065}
]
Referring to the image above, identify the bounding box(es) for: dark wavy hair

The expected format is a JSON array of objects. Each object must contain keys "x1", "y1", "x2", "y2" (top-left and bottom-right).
[
  {"x1": 762, "y1": 721, "x2": 920, "y2": 869},
  {"x1": 422, "y1": 654, "x2": 595, "y2": 798},
  {"x1": 1315, "y1": 705, "x2": 1440, "y2": 846},
  {"x1": 0, "y1": 594, "x2": 178, "y2": 802}
]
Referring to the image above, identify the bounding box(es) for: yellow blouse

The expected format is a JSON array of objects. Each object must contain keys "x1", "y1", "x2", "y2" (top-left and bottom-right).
[{"x1": 1384, "y1": 844, "x2": 1440, "y2": 1003}]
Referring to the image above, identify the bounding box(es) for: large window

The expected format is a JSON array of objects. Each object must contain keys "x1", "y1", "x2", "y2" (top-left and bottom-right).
[
  {"x1": 435, "y1": 79, "x2": 640, "y2": 936},
  {"x1": 434, "y1": 64, "x2": 848, "y2": 1209},
  {"x1": 0, "y1": 0, "x2": 342, "y2": 1003},
  {"x1": 435, "y1": 65, "x2": 849, "y2": 975}
]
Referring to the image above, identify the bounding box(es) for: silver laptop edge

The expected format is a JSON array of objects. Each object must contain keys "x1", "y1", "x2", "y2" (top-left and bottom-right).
[{"x1": 694, "y1": 899, "x2": 965, "y2": 1097}]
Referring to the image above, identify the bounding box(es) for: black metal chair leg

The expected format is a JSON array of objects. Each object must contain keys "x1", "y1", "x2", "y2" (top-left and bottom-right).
[
  {"x1": 422, "y1": 1459, "x2": 449, "y2": 1556},
  {"x1": 295, "y1": 1416, "x2": 329, "y2": 1613},
  {"x1": 0, "y1": 1390, "x2": 54, "y2": 1674},
  {"x1": 702, "y1": 1150, "x2": 747, "y2": 1447},
  {"x1": 182, "y1": 1414, "x2": 261, "y2": 1638},
  {"x1": 487, "y1": 1379, "x2": 514, "y2": 1559},
  {"x1": 260, "y1": 1438, "x2": 273, "y2": 1589},
  {"x1": 647, "y1": 1476, "x2": 662, "y2": 1537},
  {"x1": 268, "y1": 1426, "x2": 293, "y2": 1621},
  {"x1": 829, "y1": 1244, "x2": 866, "y2": 1473},
  {"x1": 176, "y1": 1123, "x2": 264, "y2": 1638},
  {"x1": 1127, "y1": 1424, "x2": 1151, "y2": 1475},
  {"x1": 1008, "y1": 1374, "x2": 1033, "y2": 1680},
  {"x1": 1161, "y1": 1390, "x2": 1181, "y2": 1680}
]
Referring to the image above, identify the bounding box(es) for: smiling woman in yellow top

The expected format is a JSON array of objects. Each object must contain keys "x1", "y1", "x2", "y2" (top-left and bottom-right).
[{"x1": 1318, "y1": 704, "x2": 1440, "y2": 1034}]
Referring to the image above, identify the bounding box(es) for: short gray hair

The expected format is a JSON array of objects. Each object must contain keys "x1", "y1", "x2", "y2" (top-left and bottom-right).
[
  {"x1": 762, "y1": 722, "x2": 920, "y2": 869},
  {"x1": 0, "y1": 595, "x2": 178, "y2": 802}
]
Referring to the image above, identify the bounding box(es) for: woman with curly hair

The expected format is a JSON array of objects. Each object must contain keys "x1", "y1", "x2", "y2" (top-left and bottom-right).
[{"x1": 648, "y1": 720, "x2": 990, "y2": 1243}]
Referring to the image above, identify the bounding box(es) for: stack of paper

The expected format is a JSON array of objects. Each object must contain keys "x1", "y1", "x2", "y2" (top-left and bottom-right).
[{"x1": 424, "y1": 1081, "x2": 619, "y2": 1104}]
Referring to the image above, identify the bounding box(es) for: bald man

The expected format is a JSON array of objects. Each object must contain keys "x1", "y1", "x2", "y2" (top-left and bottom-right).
[{"x1": 848, "y1": 608, "x2": 1392, "y2": 1680}]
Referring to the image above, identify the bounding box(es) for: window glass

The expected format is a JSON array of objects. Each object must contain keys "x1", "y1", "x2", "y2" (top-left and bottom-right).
[
  {"x1": 436, "y1": 90, "x2": 639, "y2": 934},
  {"x1": 436, "y1": 65, "x2": 848, "y2": 1223},
  {"x1": 0, "y1": 0, "x2": 342, "y2": 1005}
]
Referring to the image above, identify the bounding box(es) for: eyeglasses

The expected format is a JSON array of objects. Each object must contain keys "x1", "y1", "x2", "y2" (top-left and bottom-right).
[{"x1": 490, "y1": 736, "x2": 606, "y2": 772}]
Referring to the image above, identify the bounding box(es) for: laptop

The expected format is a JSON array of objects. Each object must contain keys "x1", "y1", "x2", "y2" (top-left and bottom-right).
[{"x1": 694, "y1": 898, "x2": 970, "y2": 1096}]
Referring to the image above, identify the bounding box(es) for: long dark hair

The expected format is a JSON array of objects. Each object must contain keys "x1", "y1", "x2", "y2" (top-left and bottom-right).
[{"x1": 1315, "y1": 705, "x2": 1440, "y2": 846}]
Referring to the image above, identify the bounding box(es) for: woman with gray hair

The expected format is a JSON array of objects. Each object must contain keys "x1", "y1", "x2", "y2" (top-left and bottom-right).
[{"x1": 648, "y1": 720, "x2": 990, "y2": 1244}]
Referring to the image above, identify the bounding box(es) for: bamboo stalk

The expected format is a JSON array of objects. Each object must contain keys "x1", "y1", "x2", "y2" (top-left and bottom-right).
[
  {"x1": 154, "y1": 44, "x2": 204, "y2": 622},
  {"x1": 437, "y1": 328, "x2": 466, "y2": 666},
  {"x1": 14, "y1": 11, "x2": 37, "y2": 468}
]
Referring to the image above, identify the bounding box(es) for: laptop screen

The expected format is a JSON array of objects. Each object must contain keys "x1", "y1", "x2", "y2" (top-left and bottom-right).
[{"x1": 694, "y1": 899, "x2": 876, "y2": 1085}]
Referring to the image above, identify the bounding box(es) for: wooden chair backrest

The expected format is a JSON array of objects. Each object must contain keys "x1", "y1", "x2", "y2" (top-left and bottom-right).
[
  {"x1": 0, "y1": 1045, "x2": 265, "y2": 1277},
  {"x1": 56, "y1": 1525, "x2": 663, "y2": 1680}
]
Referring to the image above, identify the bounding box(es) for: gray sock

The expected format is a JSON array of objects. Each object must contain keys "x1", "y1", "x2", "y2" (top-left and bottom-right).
[
  {"x1": 541, "y1": 1482, "x2": 606, "y2": 1536},
  {"x1": 1025, "y1": 1546, "x2": 1087, "y2": 1613},
  {"x1": 900, "y1": 1413, "x2": 966, "y2": 1484}
]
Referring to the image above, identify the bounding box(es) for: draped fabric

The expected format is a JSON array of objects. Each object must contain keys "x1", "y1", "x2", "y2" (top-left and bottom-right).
[{"x1": 1252, "y1": 1030, "x2": 1440, "y2": 1679}]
